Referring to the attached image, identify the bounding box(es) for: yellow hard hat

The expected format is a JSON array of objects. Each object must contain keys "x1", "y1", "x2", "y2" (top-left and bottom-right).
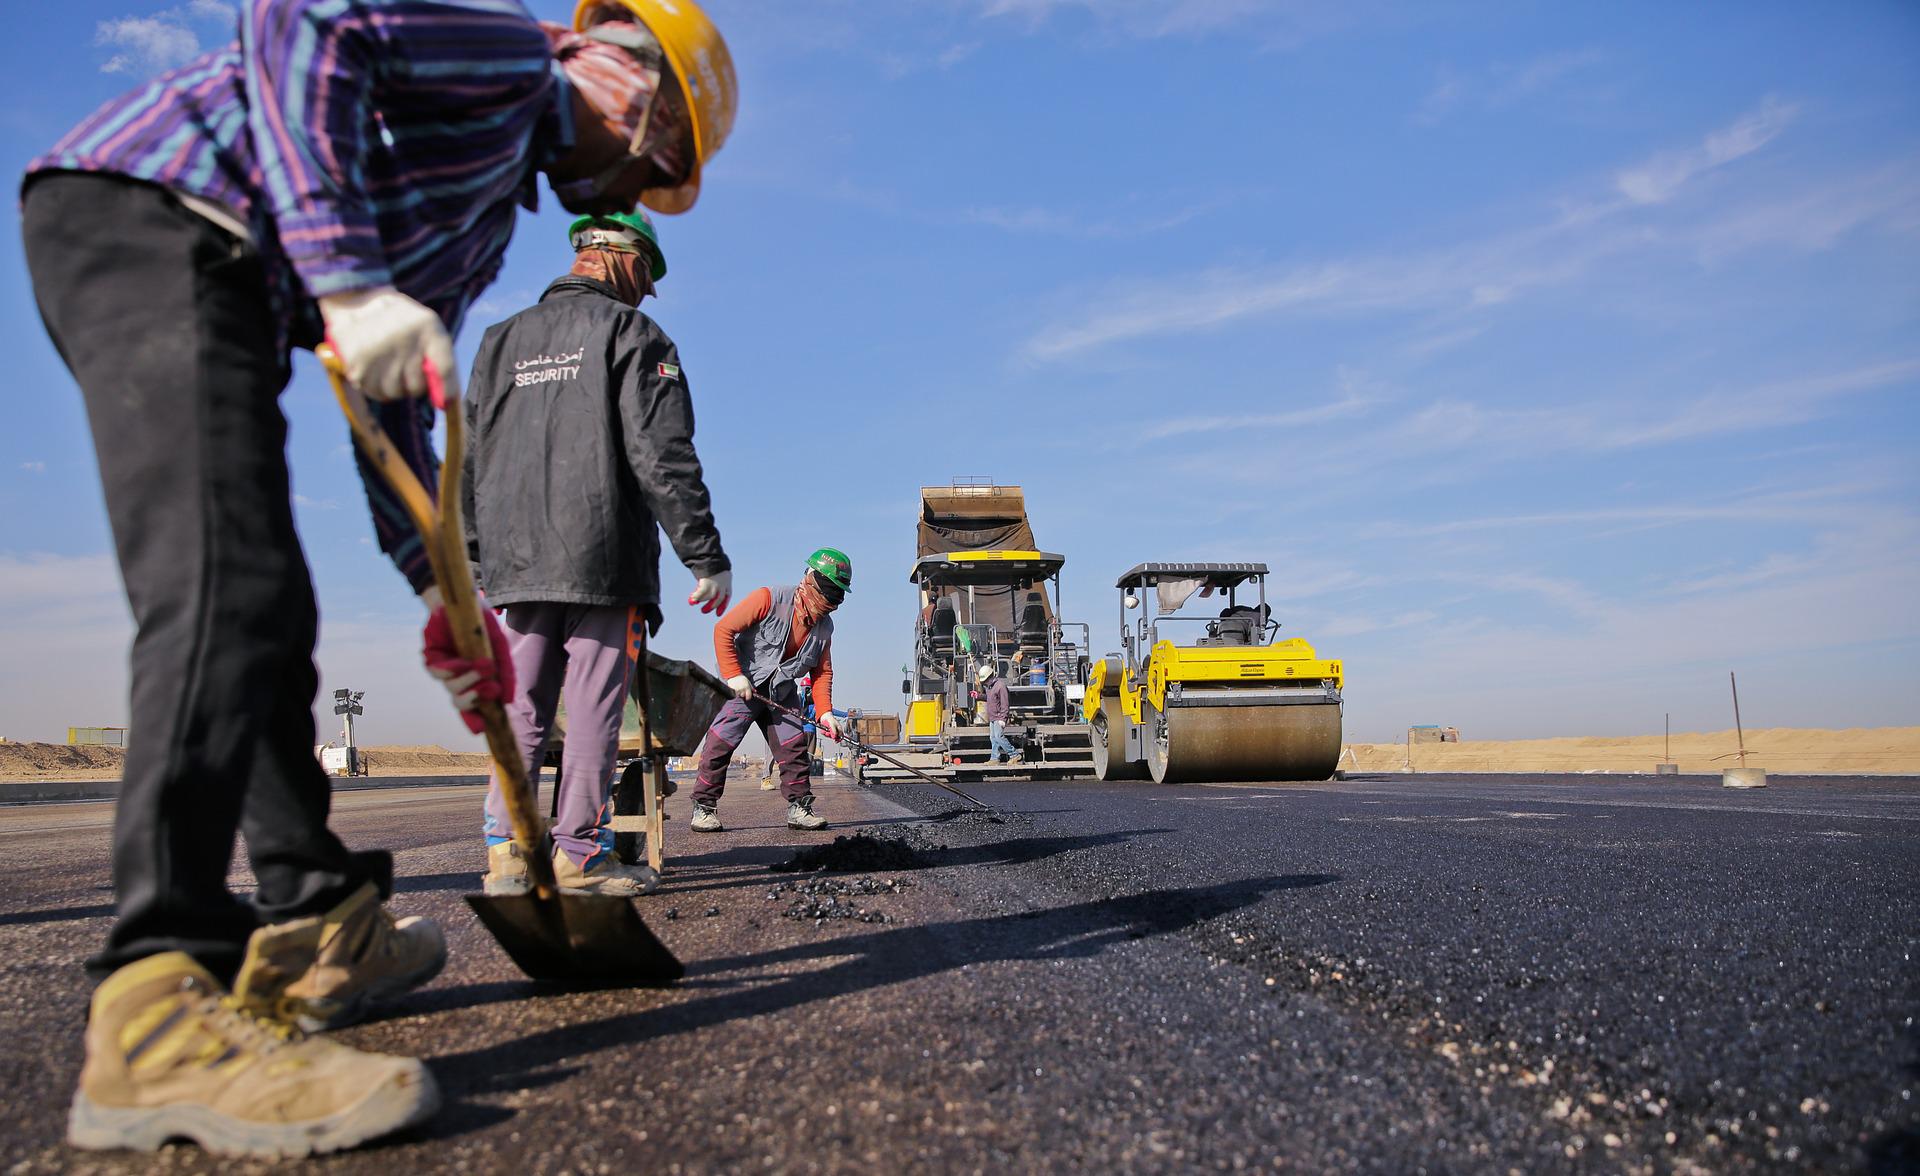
[{"x1": 575, "y1": 0, "x2": 737, "y2": 214}]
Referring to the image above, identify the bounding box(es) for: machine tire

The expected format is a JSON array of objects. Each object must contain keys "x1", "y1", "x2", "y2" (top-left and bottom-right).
[
  {"x1": 1090, "y1": 708, "x2": 1147, "y2": 781},
  {"x1": 1146, "y1": 701, "x2": 1174, "y2": 784}
]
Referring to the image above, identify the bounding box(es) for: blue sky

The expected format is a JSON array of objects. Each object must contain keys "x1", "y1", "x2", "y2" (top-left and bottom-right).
[{"x1": 2, "y1": 0, "x2": 1916, "y2": 748}]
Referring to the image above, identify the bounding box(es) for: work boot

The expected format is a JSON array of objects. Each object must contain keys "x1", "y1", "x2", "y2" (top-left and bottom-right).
[
  {"x1": 758, "y1": 772, "x2": 778, "y2": 791},
  {"x1": 552, "y1": 848, "x2": 660, "y2": 896},
  {"x1": 482, "y1": 840, "x2": 531, "y2": 897},
  {"x1": 786, "y1": 796, "x2": 828, "y2": 831},
  {"x1": 689, "y1": 804, "x2": 723, "y2": 833},
  {"x1": 281, "y1": 883, "x2": 446, "y2": 1033},
  {"x1": 67, "y1": 926, "x2": 439, "y2": 1158}
]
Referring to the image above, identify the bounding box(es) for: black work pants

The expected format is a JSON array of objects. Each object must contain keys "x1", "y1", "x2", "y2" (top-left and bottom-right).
[{"x1": 22, "y1": 173, "x2": 386, "y2": 983}]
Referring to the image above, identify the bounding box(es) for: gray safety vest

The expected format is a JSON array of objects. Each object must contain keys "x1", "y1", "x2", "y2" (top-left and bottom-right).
[{"x1": 735, "y1": 585, "x2": 834, "y2": 689}]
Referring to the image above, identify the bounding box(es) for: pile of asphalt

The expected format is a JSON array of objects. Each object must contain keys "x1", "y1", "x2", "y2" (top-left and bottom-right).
[{"x1": 769, "y1": 833, "x2": 930, "y2": 874}]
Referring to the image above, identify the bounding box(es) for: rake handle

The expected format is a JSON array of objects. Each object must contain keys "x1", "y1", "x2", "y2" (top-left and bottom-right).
[
  {"x1": 750, "y1": 690, "x2": 995, "y2": 812},
  {"x1": 319, "y1": 346, "x2": 558, "y2": 899}
]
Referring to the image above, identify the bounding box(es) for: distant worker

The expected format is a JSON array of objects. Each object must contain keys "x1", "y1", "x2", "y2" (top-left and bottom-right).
[
  {"x1": 465, "y1": 211, "x2": 730, "y2": 899},
  {"x1": 21, "y1": 0, "x2": 736, "y2": 1157},
  {"x1": 978, "y1": 664, "x2": 1021, "y2": 765},
  {"x1": 692, "y1": 550, "x2": 853, "y2": 832}
]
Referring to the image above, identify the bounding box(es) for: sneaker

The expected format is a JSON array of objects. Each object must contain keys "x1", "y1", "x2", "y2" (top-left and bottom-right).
[
  {"x1": 786, "y1": 796, "x2": 828, "y2": 831},
  {"x1": 689, "y1": 805, "x2": 724, "y2": 833},
  {"x1": 758, "y1": 773, "x2": 778, "y2": 791},
  {"x1": 282, "y1": 883, "x2": 446, "y2": 1033},
  {"x1": 67, "y1": 927, "x2": 438, "y2": 1158},
  {"x1": 552, "y1": 848, "x2": 660, "y2": 896},
  {"x1": 482, "y1": 841, "x2": 531, "y2": 897}
]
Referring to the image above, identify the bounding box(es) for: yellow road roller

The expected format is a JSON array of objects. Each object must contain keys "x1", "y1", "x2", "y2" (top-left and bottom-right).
[{"x1": 1086, "y1": 562, "x2": 1344, "y2": 783}]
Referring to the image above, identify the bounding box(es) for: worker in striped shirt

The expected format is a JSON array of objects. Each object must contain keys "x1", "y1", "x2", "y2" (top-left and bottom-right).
[{"x1": 21, "y1": 0, "x2": 734, "y2": 1159}]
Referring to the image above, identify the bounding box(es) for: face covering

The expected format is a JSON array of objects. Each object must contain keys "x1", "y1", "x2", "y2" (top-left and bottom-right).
[
  {"x1": 796, "y1": 575, "x2": 839, "y2": 627},
  {"x1": 546, "y1": 22, "x2": 687, "y2": 211},
  {"x1": 569, "y1": 247, "x2": 650, "y2": 305}
]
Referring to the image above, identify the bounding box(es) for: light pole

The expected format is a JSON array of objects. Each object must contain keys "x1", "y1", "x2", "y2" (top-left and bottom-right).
[{"x1": 332, "y1": 688, "x2": 365, "y2": 776}]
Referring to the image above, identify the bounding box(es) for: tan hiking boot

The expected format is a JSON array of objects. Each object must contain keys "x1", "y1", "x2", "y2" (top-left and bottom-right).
[
  {"x1": 281, "y1": 883, "x2": 446, "y2": 1032},
  {"x1": 483, "y1": 840, "x2": 532, "y2": 897},
  {"x1": 68, "y1": 927, "x2": 438, "y2": 1157},
  {"x1": 786, "y1": 795, "x2": 829, "y2": 831},
  {"x1": 551, "y1": 847, "x2": 660, "y2": 896}
]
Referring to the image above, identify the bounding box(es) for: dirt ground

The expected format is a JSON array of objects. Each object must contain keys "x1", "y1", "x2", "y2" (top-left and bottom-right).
[
  {"x1": 0, "y1": 741, "x2": 492, "y2": 782},
  {"x1": 1344, "y1": 726, "x2": 1920, "y2": 775}
]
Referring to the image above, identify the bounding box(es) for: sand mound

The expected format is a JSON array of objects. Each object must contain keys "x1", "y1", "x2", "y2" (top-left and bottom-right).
[
  {"x1": 0, "y1": 740, "x2": 492, "y2": 781},
  {"x1": 0, "y1": 741, "x2": 126, "y2": 780},
  {"x1": 1344, "y1": 726, "x2": 1920, "y2": 775},
  {"x1": 353, "y1": 745, "x2": 493, "y2": 776}
]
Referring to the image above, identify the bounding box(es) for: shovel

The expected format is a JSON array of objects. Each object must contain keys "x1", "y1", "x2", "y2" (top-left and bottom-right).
[
  {"x1": 320, "y1": 346, "x2": 681, "y2": 985},
  {"x1": 751, "y1": 691, "x2": 1002, "y2": 819}
]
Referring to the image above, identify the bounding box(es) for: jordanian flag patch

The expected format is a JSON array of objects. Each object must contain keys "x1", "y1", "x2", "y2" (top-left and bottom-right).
[{"x1": 657, "y1": 362, "x2": 681, "y2": 380}]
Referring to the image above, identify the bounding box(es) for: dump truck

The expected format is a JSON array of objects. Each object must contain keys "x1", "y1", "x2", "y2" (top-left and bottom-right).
[
  {"x1": 858, "y1": 480, "x2": 1094, "y2": 784},
  {"x1": 1087, "y1": 562, "x2": 1344, "y2": 782}
]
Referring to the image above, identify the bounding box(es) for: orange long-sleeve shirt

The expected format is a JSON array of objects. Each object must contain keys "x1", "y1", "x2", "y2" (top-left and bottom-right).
[{"x1": 713, "y1": 587, "x2": 833, "y2": 715}]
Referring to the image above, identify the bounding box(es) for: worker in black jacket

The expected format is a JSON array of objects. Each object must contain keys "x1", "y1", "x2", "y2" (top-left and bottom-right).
[{"x1": 463, "y1": 210, "x2": 730, "y2": 897}]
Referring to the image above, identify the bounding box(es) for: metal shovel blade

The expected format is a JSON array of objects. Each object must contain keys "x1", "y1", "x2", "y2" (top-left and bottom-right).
[{"x1": 465, "y1": 892, "x2": 684, "y2": 985}]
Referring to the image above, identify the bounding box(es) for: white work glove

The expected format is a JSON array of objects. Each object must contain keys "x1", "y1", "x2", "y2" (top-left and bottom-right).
[
  {"x1": 725, "y1": 674, "x2": 752, "y2": 701},
  {"x1": 318, "y1": 285, "x2": 457, "y2": 402},
  {"x1": 816, "y1": 712, "x2": 842, "y2": 741},
  {"x1": 689, "y1": 569, "x2": 732, "y2": 616}
]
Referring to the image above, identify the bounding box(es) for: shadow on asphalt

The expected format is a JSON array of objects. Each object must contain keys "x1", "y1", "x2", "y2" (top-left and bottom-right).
[
  {"x1": 422, "y1": 873, "x2": 1337, "y2": 1098},
  {"x1": 0, "y1": 902, "x2": 116, "y2": 927}
]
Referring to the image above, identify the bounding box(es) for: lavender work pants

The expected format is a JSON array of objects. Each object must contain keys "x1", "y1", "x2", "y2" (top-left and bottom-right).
[
  {"x1": 692, "y1": 683, "x2": 812, "y2": 806},
  {"x1": 483, "y1": 602, "x2": 637, "y2": 868}
]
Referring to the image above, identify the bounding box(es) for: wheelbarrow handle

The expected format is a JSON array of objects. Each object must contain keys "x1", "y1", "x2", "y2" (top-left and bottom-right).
[{"x1": 318, "y1": 346, "x2": 558, "y2": 899}]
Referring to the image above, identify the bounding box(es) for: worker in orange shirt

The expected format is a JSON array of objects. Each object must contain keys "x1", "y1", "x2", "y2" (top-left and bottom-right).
[{"x1": 691, "y1": 549, "x2": 851, "y2": 832}]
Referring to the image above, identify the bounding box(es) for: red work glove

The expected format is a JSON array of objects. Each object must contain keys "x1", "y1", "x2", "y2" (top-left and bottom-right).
[{"x1": 421, "y1": 596, "x2": 515, "y2": 734}]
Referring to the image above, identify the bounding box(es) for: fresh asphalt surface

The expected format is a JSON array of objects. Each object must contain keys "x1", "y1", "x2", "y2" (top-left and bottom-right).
[{"x1": 0, "y1": 771, "x2": 1914, "y2": 1174}]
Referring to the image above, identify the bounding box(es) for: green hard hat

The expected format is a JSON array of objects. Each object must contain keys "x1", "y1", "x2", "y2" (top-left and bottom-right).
[
  {"x1": 567, "y1": 211, "x2": 666, "y2": 282},
  {"x1": 806, "y1": 547, "x2": 853, "y2": 593}
]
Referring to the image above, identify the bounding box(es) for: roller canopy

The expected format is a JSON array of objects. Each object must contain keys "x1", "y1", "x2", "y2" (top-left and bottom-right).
[
  {"x1": 911, "y1": 551, "x2": 1066, "y2": 585},
  {"x1": 1116, "y1": 562, "x2": 1269, "y2": 590}
]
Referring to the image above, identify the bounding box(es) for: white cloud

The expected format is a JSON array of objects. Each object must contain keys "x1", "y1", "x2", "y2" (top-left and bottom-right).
[
  {"x1": 1323, "y1": 507, "x2": 1920, "y2": 739},
  {"x1": 94, "y1": 2, "x2": 235, "y2": 76},
  {"x1": 1614, "y1": 97, "x2": 1797, "y2": 205},
  {"x1": 1142, "y1": 367, "x2": 1380, "y2": 440},
  {"x1": 1016, "y1": 98, "x2": 1874, "y2": 363},
  {"x1": 20, "y1": 462, "x2": 45, "y2": 475},
  {"x1": 969, "y1": 0, "x2": 1397, "y2": 45},
  {"x1": 1417, "y1": 49, "x2": 1605, "y2": 124}
]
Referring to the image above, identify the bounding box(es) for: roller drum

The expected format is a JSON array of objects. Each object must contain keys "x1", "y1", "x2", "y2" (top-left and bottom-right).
[{"x1": 1146, "y1": 699, "x2": 1342, "y2": 783}]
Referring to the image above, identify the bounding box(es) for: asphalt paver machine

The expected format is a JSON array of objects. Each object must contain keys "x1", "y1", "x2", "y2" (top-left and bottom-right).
[
  {"x1": 860, "y1": 481, "x2": 1094, "y2": 784},
  {"x1": 1087, "y1": 562, "x2": 1344, "y2": 783}
]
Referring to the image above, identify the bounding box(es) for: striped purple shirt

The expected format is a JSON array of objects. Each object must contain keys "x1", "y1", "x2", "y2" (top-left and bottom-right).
[{"x1": 25, "y1": 0, "x2": 574, "y2": 591}]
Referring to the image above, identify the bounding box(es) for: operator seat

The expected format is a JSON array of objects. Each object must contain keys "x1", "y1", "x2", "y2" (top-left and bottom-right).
[{"x1": 930, "y1": 601, "x2": 958, "y2": 656}]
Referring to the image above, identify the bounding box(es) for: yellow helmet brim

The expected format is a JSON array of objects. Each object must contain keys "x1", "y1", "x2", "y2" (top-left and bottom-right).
[{"x1": 575, "y1": 0, "x2": 735, "y2": 215}]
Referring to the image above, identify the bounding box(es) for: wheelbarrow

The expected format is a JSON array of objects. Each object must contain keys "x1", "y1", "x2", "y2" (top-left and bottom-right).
[{"x1": 611, "y1": 645, "x2": 730, "y2": 872}]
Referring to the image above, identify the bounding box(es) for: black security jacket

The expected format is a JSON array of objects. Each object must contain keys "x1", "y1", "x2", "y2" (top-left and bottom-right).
[{"x1": 463, "y1": 276, "x2": 728, "y2": 610}]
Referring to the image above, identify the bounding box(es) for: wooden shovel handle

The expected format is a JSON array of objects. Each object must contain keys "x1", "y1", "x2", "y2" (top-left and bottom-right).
[{"x1": 318, "y1": 346, "x2": 558, "y2": 899}]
